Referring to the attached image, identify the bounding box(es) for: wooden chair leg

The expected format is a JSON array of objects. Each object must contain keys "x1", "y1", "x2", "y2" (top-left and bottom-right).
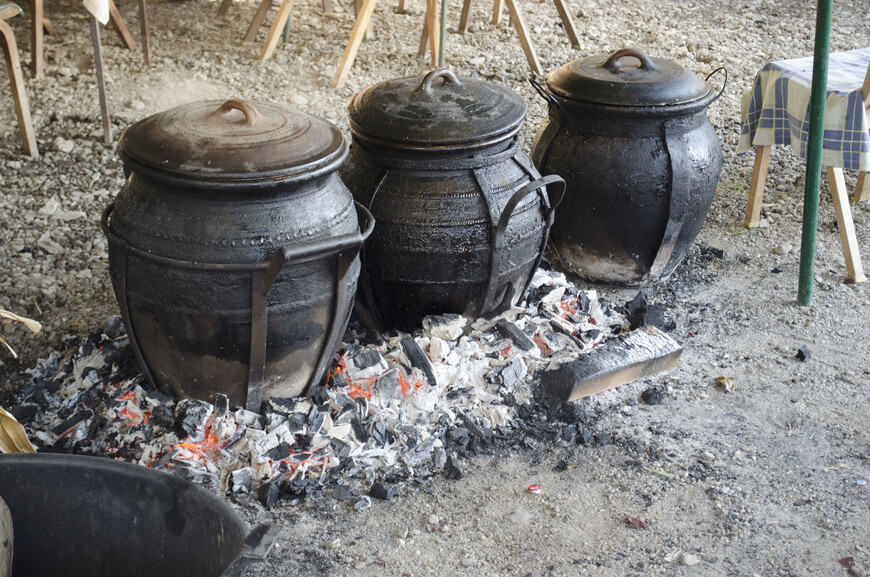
[
  {"x1": 138, "y1": 0, "x2": 150, "y2": 65},
  {"x1": 243, "y1": 0, "x2": 273, "y2": 44},
  {"x1": 418, "y1": 15, "x2": 428, "y2": 57},
  {"x1": 827, "y1": 166, "x2": 866, "y2": 283},
  {"x1": 744, "y1": 145, "x2": 771, "y2": 228},
  {"x1": 1, "y1": 19, "x2": 38, "y2": 157},
  {"x1": 854, "y1": 171, "x2": 870, "y2": 203},
  {"x1": 217, "y1": 0, "x2": 232, "y2": 17},
  {"x1": 552, "y1": 0, "x2": 579, "y2": 48},
  {"x1": 503, "y1": 0, "x2": 541, "y2": 75},
  {"x1": 458, "y1": 0, "x2": 472, "y2": 34},
  {"x1": 259, "y1": 0, "x2": 297, "y2": 60},
  {"x1": 425, "y1": 0, "x2": 438, "y2": 67},
  {"x1": 331, "y1": 0, "x2": 377, "y2": 88},
  {"x1": 322, "y1": 0, "x2": 335, "y2": 12},
  {"x1": 397, "y1": 0, "x2": 407, "y2": 13},
  {"x1": 89, "y1": 15, "x2": 112, "y2": 146},
  {"x1": 352, "y1": 0, "x2": 374, "y2": 41},
  {"x1": 491, "y1": 0, "x2": 503, "y2": 26},
  {"x1": 108, "y1": 0, "x2": 136, "y2": 50},
  {"x1": 31, "y1": 0, "x2": 43, "y2": 78}
]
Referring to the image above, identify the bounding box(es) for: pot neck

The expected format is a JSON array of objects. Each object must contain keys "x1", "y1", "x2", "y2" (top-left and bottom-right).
[{"x1": 348, "y1": 136, "x2": 521, "y2": 171}]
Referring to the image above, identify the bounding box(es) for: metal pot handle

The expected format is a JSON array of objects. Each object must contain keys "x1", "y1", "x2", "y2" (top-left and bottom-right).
[
  {"x1": 415, "y1": 68, "x2": 463, "y2": 96},
  {"x1": 528, "y1": 74, "x2": 565, "y2": 113},
  {"x1": 220, "y1": 524, "x2": 283, "y2": 577},
  {"x1": 481, "y1": 175, "x2": 566, "y2": 314},
  {"x1": 209, "y1": 99, "x2": 262, "y2": 127},
  {"x1": 705, "y1": 67, "x2": 728, "y2": 103},
  {"x1": 601, "y1": 48, "x2": 659, "y2": 72}
]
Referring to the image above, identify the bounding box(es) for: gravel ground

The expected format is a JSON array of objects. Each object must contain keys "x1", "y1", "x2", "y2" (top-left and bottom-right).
[{"x1": 1, "y1": 0, "x2": 869, "y2": 575}]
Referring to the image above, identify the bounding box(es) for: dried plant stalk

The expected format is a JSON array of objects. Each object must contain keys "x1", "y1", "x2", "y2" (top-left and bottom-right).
[
  {"x1": 0, "y1": 309, "x2": 42, "y2": 359},
  {"x1": 0, "y1": 406, "x2": 37, "y2": 453}
]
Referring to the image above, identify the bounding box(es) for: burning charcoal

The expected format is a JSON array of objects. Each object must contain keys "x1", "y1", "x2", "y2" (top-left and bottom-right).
[
  {"x1": 369, "y1": 422, "x2": 391, "y2": 446},
  {"x1": 330, "y1": 438, "x2": 352, "y2": 459},
  {"x1": 211, "y1": 394, "x2": 236, "y2": 442},
  {"x1": 328, "y1": 423, "x2": 352, "y2": 441},
  {"x1": 9, "y1": 404, "x2": 37, "y2": 424},
  {"x1": 375, "y1": 369, "x2": 402, "y2": 406},
  {"x1": 267, "y1": 441, "x2": 293, "y2": 461},
  {"x1": 287, "y1": 412, "x2": 307, "y2": 433},
  {"x1": 230, "y1": 467, "x2": 254, "y2": 494},
  {"x1": 403, "y1": 436, "x2": 436, "y2": 467},
  {"x1": 488, "y1": 356, "x2": 528, "y2": 390},
  {"x1": 444, "y1": 453, "x2": 463, "y2": 480},
  {"x1": 234, "y1": 408, "x2": 263, "y2": 429},
  {"x1": 796, "y1": 345, "x2": 811, "y2": 362},
  {"x1": 447, "y1": 427, "x2": 469, "y2": 446},
  {"x1": 265, "y1": 412, "x2": 288, "y2": 432},
  {"x1": 624, "y1": 291, "x2": 676, "y2": 332},
  {"x1": 308, "y1": 410, "x2": 327, "y2": 435},
  {"x1": 333, "y1": 484, "x2": 353, "y2": 501},
  {"x1": 351, "y1": 418, "x2": 369, "y2": 443},
  {"x1": 422, "y1": 313, "x2": 467, "y2": 341},
  {"x1": 459, "y1": 413, "x2": 489, "y2": 439},
  {"x1": 257, "y1": 481, "x2": 280, "y2": 509},
  {"x1": 495, "y1": 319, "x2": 536, "y2": 352},
  {"x1": 67, "y1": 420, "x2": 90, "y2": 446},
  {"x1": 176, "y1": 399, "x2": 214, "y2": 442},
  {"x1": 346, "y1": 349, "x2": 389, "y2": 381},
  {"x1": 102, "y1": 315, "x2": 125, "y2": 338},
  {"x1": 150, "y1": 405, "x2": 175, "y2": 428},
  {"x1": 51, "y1": 409, "x2": 93, "y2": 438},
  {"x1": 308, "y1": 385, "x2": 331, "y2": 409},
  {"x1": 560, "y1": 425, "x2": 577, "y2": 445},
  {"x1": 369, "y1": 481, "x2": 399, "y2": 501},
  {"x1": 641, "y1": 387, "x2": 666, "y2": 405},
  {"x1": 432, "y1": 447, "x2": 447, "y2": 469},
  {"x1": 265, "y1": 397, "x2": 304, "y2": 416},
  {"x1": 400, "y1": 337, "x2": 437, "y2": 387},
  {"x1": 353, "y1": 495, "x2": 372, "y2": 511},
  {"x1": 428, "y1": 337, "x2": 450, "y2": 363},
  {"x1": 581, "y1": 329, "x2": 602, "y2": 344},
  {"x1": 699, "y1": 242, "x2": 728, "y2": 259},
  {"x1": 144, "y1": 388, "x2": 174, "y2": 407}
]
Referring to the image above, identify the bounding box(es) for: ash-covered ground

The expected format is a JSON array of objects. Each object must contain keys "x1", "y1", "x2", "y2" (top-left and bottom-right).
[{"x1": 1, "y1": 0, "x2": 869, "y2": 575}]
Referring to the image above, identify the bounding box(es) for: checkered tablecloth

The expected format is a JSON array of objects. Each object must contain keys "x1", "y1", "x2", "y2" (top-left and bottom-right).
[{"x1": 737, "y1": 47, "x2": 870, "y2": 172}]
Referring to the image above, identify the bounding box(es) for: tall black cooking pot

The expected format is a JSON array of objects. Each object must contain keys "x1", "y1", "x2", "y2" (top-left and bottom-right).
[
  {"x1": 530, "y1": 48, "x2": 726, "y2": 284},
  {"x1": 0, "y1": 454, "x2": 281, "y2": 577},
  {"x1": 104, "y1": 99, "x2": 373, "y2": 409},
  {"x1": 341, "y1": 69, "x2": 565, "y2": 332}
]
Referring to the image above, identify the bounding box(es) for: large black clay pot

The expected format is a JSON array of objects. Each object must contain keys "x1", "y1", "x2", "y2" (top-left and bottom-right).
[{"x1": 531, "y1": 48, "x2": 726, "y2": 284}]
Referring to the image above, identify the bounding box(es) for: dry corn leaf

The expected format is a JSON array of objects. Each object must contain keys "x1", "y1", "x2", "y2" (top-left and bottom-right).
[
  {"x1": 0, "y1": 406, "x2": 37, "y2": 453},
  {"x1": 0, "y1": 309, "x2": 42, "y2": 335}
]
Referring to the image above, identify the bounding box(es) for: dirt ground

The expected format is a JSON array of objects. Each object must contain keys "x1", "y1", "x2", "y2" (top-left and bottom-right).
[{"x1": 1, "y1": 0, "x2": 869, "y2": 575}]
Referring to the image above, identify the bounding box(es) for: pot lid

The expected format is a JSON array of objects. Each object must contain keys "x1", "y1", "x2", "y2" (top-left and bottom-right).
[
  {"x1": 118, "y1": 99, "x2": 346, "y2": 181},
  {"x1": 347, "y1": 69, "x2": 527, "y2": 148},
  {"x1": 546, "y1": 48, "x2": 712, "y2": 107}
]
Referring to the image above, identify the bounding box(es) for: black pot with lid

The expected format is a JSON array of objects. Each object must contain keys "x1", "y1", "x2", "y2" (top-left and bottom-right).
[
  {"x1": 341, "y1": 69, "x2": 564, "y2": 331},
  {"x1": 530, "y1": 48, "x2": 726, "y2": 284},
  {"x1": 105, "y1": 98, "x2": 373, "y2": 408}
]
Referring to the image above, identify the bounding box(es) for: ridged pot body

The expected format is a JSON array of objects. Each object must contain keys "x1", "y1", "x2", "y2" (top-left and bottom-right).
[
  {"x1": 531, "y1": 99, "x2": 722, "y2": 284},
  {"x1": 341, "y1": 138, "x2": 552, "y2": 331},
  {"x1": 106, "y1": 168, "x2": 360, "y2": 407}
]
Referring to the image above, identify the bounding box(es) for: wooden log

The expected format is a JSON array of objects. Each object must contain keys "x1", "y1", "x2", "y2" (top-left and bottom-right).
[
  {"x1": 541, "y1": 326, "x2": 682, "y2": 401},
  {"x1": 400, "y1": 336, "x2": 437, "y2": 387}
]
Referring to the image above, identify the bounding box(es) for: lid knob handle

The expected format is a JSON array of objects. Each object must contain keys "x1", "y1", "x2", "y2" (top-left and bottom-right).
[
  {"x1": 601, "y1": 48, "x2": 658, "y2": 73},
  {"x1": 415, "y1": 69, "x2": 463, "y2": 96},
  {"x1": 209, "y1": 99, "x2": 262, "y2": 127}
]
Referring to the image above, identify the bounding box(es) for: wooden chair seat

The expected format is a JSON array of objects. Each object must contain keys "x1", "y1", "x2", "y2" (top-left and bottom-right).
[{"x1": 1, "y1": 0, "x2": 38, "y2": 157}]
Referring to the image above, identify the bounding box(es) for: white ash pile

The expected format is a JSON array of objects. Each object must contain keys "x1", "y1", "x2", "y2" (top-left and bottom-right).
[{"x1": 10, "y1": 269, "x2": 645, "y2": 509}]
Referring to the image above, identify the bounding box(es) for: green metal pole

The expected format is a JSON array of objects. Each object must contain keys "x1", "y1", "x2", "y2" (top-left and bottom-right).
[
  {"x1": 797, "y1": 0, "x2": 833, "y2": 306},
  {"x1": 439, "y1": 0, "x2": 448, "y2": 68}
]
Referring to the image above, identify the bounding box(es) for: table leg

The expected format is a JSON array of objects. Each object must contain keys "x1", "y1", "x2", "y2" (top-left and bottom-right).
[
  {"x1": 826, "y1": 166, "x2": 866, "y2": 283},
  {"x1": 503, "y1": 0, "x2": 541, "y2": 75},
  {"x1": 418, "y1": 15, "x2": 428, "y2": 57},
  {"x1": 491, "y1": 0, "x2": 503, "y2": 26},
  {"x1": 854, "y1": 171, "x2": 869, "y2": 203},
  {"x1": 426, "y1": 0, "x2": 439, "y2": 67},
  {"x1": 90, "y1": 15, "x2": 112, "y2": 146},
  {"x1": 30, "y1": 0, "x2": 43, "y2": 78},
  {"x1": 458, "y1": 0, "x2": 472, "y2": 33},
  {"x1": 744, "y1": 145, "x2": 771, "y2": 228},
  {"x1": 332, "y1": 0, "x2": 377, "y2": 88},
  {"x1": 217, "y1": 0, "x2": 232, "y2": 17}
]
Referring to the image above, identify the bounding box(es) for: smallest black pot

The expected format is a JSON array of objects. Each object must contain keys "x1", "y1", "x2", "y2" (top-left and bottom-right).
[{"x1": 531, "y1": 48, "x2": 726, "y2": 285}]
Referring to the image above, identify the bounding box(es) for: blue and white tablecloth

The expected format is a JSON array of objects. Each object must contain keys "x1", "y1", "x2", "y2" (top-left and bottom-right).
[{"x1": 737, "y1": 47, "x2": 870, "y2": 172}]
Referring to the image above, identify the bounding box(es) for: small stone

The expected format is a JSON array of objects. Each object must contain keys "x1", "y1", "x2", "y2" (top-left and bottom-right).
[
  {"x1": 50, "y1": 137, "x2": 75, "y2": 153},
  {"x1": 773, "y1": 242, "x2": 793, "y2": 255},
  {"x1": 326, "y1": 538, "x2": 341, "y2": 550},
  {"x1": 289, "y1": 93, "x2": 309, "y2": 105},
  {"x1": 796, "y1": 345, "x2": 811, "y2": 362},
  {"x1": 427, "y1": 513, "x2": 440, "y2": 525},
  {"x1": 469, "y1": 56, "x2": 486, "y2": 66},
  {"x1": 758, "y1": 218, "x2": 770, "y2": 228},
  {"x1": 681, "y1": 553, "x2": 701, "y2": 566},
  {"x1": 461, "y1": 557, "x2": 474, "y2": 567},
  {"x1": 128, "y1": 99, "x2": 146, "y2": 110},
  {"x1": 444, "y1": 453, "x2": 463, "y2": 480},
  {"x1": 353, "y1": 496, "x2": 372, "y2": 511},
  {"x1": 641, "y1": 387, "x2": 665, "y2": 405}
]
